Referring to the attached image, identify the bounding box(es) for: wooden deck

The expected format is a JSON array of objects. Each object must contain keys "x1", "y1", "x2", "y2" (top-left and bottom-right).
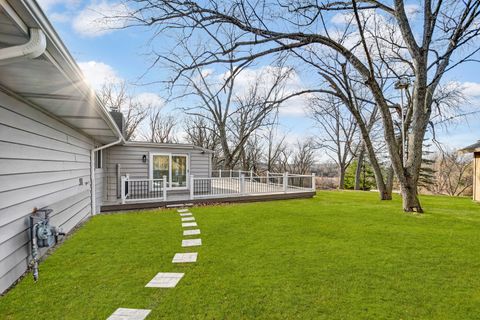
[{"x1": 101, "y1": 191, "x2": 316, "y2": 212}]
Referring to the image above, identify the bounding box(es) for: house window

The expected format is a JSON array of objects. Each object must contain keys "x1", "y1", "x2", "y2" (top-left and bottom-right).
[
  {"x1": 95, "y1": 150, "x2": 102, "y2": 169},
  {"x1": 150, "y1": 153, "x2": 189, "y2": 189}
]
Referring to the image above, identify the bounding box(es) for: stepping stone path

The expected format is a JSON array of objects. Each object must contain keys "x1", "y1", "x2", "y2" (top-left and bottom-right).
[
  {"x1": 180, "y1": 213, "x2": 192, "y2": 217},
  {"x1": 108, "y1": 207, "x2": 202, "y2": 319},
  {"x1": 146, "y1": 272, "x2": 184, "y2": 288},
  {"x1": 107, "y1": 308, "x2": 151, "y2": 320},
  {"x1": 183, "y1": 229, "x2": 201, "y2": 236},
  {"x1": 182, "y1": 222, "x2": 197, "y2": 227},
  {"x1": 182, "y1": 238, "x2": 202, "y2": 247},
  {"x1": 172, "y1": 252, "x2": 198, "y2": 263}
]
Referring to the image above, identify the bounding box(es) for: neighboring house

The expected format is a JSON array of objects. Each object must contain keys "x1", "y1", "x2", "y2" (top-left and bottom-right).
[
  {"x1": 460, "y1": 141, "x2": 480, "y2": 201},
  {"x1": 0, "y1": 0, "x2": 313, "y2": 294}
]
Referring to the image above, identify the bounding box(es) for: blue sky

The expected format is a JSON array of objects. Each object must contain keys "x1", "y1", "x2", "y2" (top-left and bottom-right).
[{"x1": 38, "y1": 0, "x2": 480, "y2": 150}]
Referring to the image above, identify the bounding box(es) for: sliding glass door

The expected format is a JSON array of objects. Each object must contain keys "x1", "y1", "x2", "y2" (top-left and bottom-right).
[
  {"x1": 171, "y1": 155, "x2": 188, "y2": 188},
  {"x1": 150, "y1": 153, "x2": 189, "y2": 189}
]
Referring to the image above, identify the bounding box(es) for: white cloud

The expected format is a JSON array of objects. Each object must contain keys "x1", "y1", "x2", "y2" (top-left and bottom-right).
[
  {"x1": 72, "y1": 1, "x2": 131, "y2": 37},
  {"x1": 132, "y1": 92, "x2": 165, "y2": 109},
  {"x1": 461, "y1": 82, "x2": 480, "y2": 98},
  {"x1": 38, "y1": 0, "x2": 80, "y2": 11},
  {"x1": 49, "y1": 12, "x2": 70, "y2": 23},
  {"x1": 331, "y1": 13, "x2": 352, "y2": 25},
  {"x1": 78, "y1": 60, "x2": 122, "y2": 89}
]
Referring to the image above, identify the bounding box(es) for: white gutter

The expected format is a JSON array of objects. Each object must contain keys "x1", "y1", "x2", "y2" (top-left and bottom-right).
[
  {"x1": 0, "y1": 1, "x2": 46, "y2": 65},
  {"x1": 90, "y1": 136, "x2": 124, "y2": 215},
  {"x1": 0, "y1": 28, "x2": 46, "y2": 65}
]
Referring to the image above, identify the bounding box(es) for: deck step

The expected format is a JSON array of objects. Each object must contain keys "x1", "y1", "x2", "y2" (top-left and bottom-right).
[{"x1": 166, "y1": 203, "x2": 194, "y2": 208}]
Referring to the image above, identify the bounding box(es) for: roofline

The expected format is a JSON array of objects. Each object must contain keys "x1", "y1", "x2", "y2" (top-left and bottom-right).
[
  {"x1": 124, "y1": 141, "x2": 215, "y2": 153},
  {"x1": 459, "y1": 147, "x2": 480, "y2": 153},
  {"x1": 459, "y1": 141, "x2": 480, "y2": 153},
  {"x1": 5, "y1": 0, "x2": 124, "y2": 143}
]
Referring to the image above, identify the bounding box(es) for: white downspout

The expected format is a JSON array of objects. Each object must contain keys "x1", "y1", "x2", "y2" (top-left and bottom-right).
[
  {"x1": 90, "y1": 137, "x2": 124, "y2": 215},
  {"x1": 0, "y1": 28, "x2": 46, "y2": 65}
]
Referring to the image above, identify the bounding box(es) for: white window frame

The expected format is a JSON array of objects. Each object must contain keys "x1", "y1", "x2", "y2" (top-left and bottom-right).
[
  {"x1": 149, "y1": 152, "x2": 190, "y2": 190},
  {"x1": 94, "y1": 149, "x2": 102, "y2": 169}
]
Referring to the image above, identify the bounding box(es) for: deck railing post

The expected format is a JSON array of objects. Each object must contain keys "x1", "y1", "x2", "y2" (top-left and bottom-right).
[
  {"x1": 266, "y1": 171, "x2": 270, "y2": 184},
  {"x1": 230, "y1": 169, "x2": 232, "y2": 178},
  {"x1": 190, "y1": 175, "x2": 194, "y2": 200},
  {"x1": 311, "y1": 173, "x2": 316, "y2": 192},
  {"x1": 238, "y1": 169, "x2": 241, "y2": 178},
  {"x1": 240, "y1": 174, "x2": 245, "y2": 194},
  {"x1": 219, "y1": 169, "x2": 222, "y2": 178},
  {"x1": 163, "y1": 175, "x2": 167, "y2": 201},
  {"x1": 283, "y1": 172, "x2": 288, "y2": 193},
  {"x1": 121, "y1": 176, "x2": 126, "y2": 204},
  {"x1": 250, "y1": 170, "x2": 253, "y2": 182}
]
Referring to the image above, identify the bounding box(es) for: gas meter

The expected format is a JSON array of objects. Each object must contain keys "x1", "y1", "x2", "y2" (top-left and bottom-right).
[{"x1": 30, "y1": 208, "x2": 65, "y2": 281}]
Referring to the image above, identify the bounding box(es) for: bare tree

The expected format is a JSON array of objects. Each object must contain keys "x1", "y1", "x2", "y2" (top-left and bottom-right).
[
  {"x1": 184, "y1": 115, "x2": 221, "y2": 166},
  {"x1": 428, "y1": 151, "x2": 473, "y2": 196},
  {"x1": 99, "y1": 81, "x2": 149, "y2": 140},
  {"x1": 142, "y1": 109, "x2": 178, "y2": 143},
  {"x1": 263, "y1": 123, "x2": 288, "y2": 173},
  {"x1": 310, "y1": 52, "x2": 393, "y2": 199},
  {"x1": 290, "y1": 139, "x2": 316, "y2": 174},
  {"x1": 120, "y1": 0, "x2": 480, "y2": 212},
  {"x1": 309, "y1": 96, "x2": 360, "y2": 189},
  {"x1": 240, "y1": 133, "x2": 264, "y2": 172},
  {"x1": 176, "y1": 59, "x2": 293, "y2": 169}
]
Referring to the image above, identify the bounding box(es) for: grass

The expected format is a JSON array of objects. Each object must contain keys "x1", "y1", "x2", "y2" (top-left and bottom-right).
[{"x1": 1, "y1": 191, "x2": 480, "y2": 319}]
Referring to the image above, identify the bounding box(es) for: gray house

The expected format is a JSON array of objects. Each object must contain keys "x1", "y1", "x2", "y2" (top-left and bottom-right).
[
  {"x1": 0, "y1": 0, "x2": 214, "y2": 294},
  {"x1": 0, "y1": 0, "x2": 314, "y2": 294}
]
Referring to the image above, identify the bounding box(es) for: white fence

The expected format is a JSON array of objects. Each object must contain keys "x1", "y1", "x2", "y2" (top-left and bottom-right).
[
  {"x1": 120, "y1": 172, "x2": 315, "y2": 203},
  {"x1": 121, "y1": 176, "x2": 167, "y2": 204},
  {"x1": 191, "y1": 173, "x2": 315, "y2": 199}
]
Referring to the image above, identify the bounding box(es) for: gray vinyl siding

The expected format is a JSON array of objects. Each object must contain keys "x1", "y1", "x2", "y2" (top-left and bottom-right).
[
  {"x1": 0, "y1": 90, "x2": 94, "y2": 294},
  {"x1": 104, "y1": 145, "x2": 211, "y2": 201},
  {"x1": 95, "y1": 168, "x2": 104, "y2": 214}
]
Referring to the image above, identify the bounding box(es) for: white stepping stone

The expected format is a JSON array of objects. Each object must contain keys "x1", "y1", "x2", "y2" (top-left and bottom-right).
[
  {"x1": 183, "y1": 229, "x2": 201, "y2": 236},
  {"x1": 181, "y1": 217, "x2": 195, "y2": 222},
  {"x1": 177, "y1": 209, "x2": 189, "y2": 213},
  {"x1": 172, "y1": 252, "x2": 198, "y2": 263},
  {"x1": 179, "y1": 213, "x2": 192, "y2": 217},
  {"x1": 182, "y1": 238, "x2": 202, "y2": 247},
  {"x1": 145, "y1": 272, "x2": 184, "y2": 288},
  {"x1": 182, "y1": 222, "x2": 197, "y2": 227},
  {"x1": 107, "y1": 308, "x2": 151, "y2": 320}
]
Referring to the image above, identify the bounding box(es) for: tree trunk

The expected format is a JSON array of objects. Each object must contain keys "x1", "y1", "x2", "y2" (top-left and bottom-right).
[
  {"x1": 355, "y1": 125, "x2": 391, "y2": 200},
  {"x1": 354, "y1": 147, "x2": 364, "y2": 190},
  {"x1": 338, "y1": 71, "x2": 392, "y2": 200},
  {"x1": 400, "y1": 181, "x2": 422, "y2": 212},
  {"x1": 386, "y1": 165, "x2": 394, "y2": 195},
  {"x1": 338, "y1": 167, "x2": 345, "y2": 189}
]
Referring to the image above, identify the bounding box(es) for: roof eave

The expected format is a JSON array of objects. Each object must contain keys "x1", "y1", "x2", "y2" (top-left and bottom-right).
[{"x1": 5, "y1": 0, "x2": 123, "y2": 143}]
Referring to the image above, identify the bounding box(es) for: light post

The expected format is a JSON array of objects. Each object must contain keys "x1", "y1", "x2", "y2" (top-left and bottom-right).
[{"x1": 394, "y1": 77, "x2": 410, "y2": 167}]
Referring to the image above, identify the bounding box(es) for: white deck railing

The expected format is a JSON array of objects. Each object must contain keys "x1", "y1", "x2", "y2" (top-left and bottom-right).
[
  {"x1": 120, "y1": 172, "x2": 315, "y2": 203},
  {"x1": 191, "y1": 172, "x2": 315, "y2": 199},
  {"x1": 121, "y1": 176, "x2": 167, "y2": 204}
]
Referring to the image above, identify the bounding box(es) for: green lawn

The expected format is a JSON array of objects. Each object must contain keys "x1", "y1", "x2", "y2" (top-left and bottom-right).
[{"x1": 1, "y1": 191, "x2": 480, "y2": 319}]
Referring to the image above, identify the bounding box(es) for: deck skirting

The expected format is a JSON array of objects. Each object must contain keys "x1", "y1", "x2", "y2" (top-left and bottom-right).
[{"x1": 101, "y1": 191, "x2": 316, "y2": 212}]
